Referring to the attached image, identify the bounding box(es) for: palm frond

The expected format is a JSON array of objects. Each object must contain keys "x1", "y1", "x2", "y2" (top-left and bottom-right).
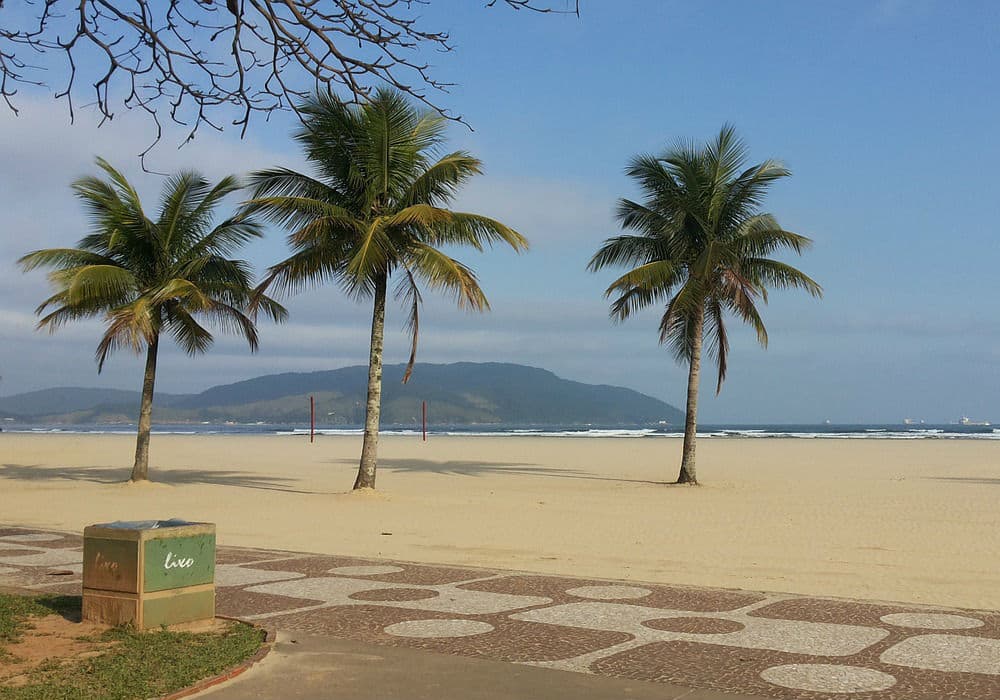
[
  {"x1": 162, "y1": 307, "x2": 214, "y2": 356},
  {"x1": 93, "y1": 157, "x2": 147, "y2": 221},
  {"x1": 407, "y1": 244, "x2": 489, "y2": 312},
  {"x1": 704, "y1": 297, "x2": 729, "y2": 394},
  {"x1": 159, "y1": 171, "x2": 208, "y2": 247},
  {"x1": 604, "y1": 260, "x2": 682, "y2": 321},
  {"x1": 590, "y1": 233, "x2": 666, "y2": 272},
  {"x1": 383, "y1": 204, "x2": 455, "y2": 235},
  {"x1": 18, "y1": 248, "x2": 117, "y2": 272},
  {"x1": 731, "y1": 216, "x2": 812, "y2": 256},
  {"x1": 607, "y1": 284, "x2": 665, "y2": 322},
  {"x1": 178, "y1": 256, "x2": 255, "y2": 296},
  {"x1": 180, "y1": 174, "x2": 245, "y2": 239},
  {"x1": 95, "y1": 299, "x2": 157, "y2": 371},
  {"x1": 359, "y1": 90, "x2": 437, "y2": 206},
  {"x1": 182, "y1": 217, "x2": 264, "y2": 260},
  {"x1": 295, "y1": 92, "x2": 363, "y2": 177},
  {"x1": 394, "y1": 266, "x2": 423, "y2": 384},
  {"x1": 706, "y1": 124, "x2": 748, "y2": 191},
  {"x1": 742, "y1": 258, "x2": 823, "y2": 298},
  {"x1": 614, "y1": 199, "x2": 678, "y2": 239},
  {"x1": 23, "y1": 161, "x2": 273, "y2": 372},
  {"x1": 402, "y1": 152, "x2": 483, "y2": 206},
  {"x1": 150, "y1": 278, "x2": 214, "y2": 311},
  {"x1": 657, "y1": 277, "x2": 704, "y2": 360},
  {"x1": 624, "y1": 154, "x2": 681, "y2": 203},
  {"x1": 716, "y1": 162, "x2": 792, "y2": 230},
  {"x1": 204, "y1": 300, "x2": 260, "y2": 352},
  {"x1": 243, "y1": 195, "x2": 362, "y2": 235},
  {"x1": 64, "y1": 265, "x2": 137, "y2": 308},
  {"x1": 254, "y1": 246, "x2": 349, "y2": 301},
  {"x1": 723, "y1": 287, "x2": 768, "y2": 349},
  {"x1": 247, "y1": 168, "x2": 341, "y2": 202},
  {"x1": 344, "y1": 220, "x2": 395, "y2": 299},
  {"x1": 248, "y1": 293, "x2": 289, "y2": 324},
  {"x1": 36, "y1": 302, "x2": 100, "y2": 332},
  {"x1": 423, "y1": 212, "x2": 529, "y2": 252}
]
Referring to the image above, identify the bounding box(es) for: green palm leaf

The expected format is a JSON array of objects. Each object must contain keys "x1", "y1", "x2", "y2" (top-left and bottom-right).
[
  {"x1": 589, "y1": 126, "x2": 822, "y2": 484},
  {"x1": 163, "y1": 306, "x2": 215, "y2": 356},
  {"x1": 246, "y1": 88, "x2": 526, "y2": 490},
  {"x1": 407, "y1": 243, "x2": 489, "y2": 312},
  {"x1": 401, "y1": 152, "x2": 484, "y2": 206},
  {"x1": 742, "y1": 258, "x2": 823, "y2": 297},
  {"x1": 395, "y1": 266, "x2": 423, "y2": 384},
  {"x1": 20, "y1": 157, "x2": 284, "y2": 482}
]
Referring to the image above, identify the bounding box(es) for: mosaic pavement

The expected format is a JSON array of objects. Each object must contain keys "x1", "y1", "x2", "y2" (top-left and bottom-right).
[{"x1": 1, "y1": 525, "x2": 998, "y2": 699}]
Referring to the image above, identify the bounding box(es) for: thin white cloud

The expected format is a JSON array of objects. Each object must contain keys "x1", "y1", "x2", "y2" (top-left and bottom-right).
[{"x1": 451, "y1": 176, "x2": 616, "y2": 247}]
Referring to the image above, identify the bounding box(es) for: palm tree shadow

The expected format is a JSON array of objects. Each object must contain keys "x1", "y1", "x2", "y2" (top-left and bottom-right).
[
  {"x1": 0, "y1": 463, "x2": 331, "y2": 494},
  {"x1": 2, "y1": 460, "x2": 675, "y2": 490},
  {"x1": 330, "y1": 458, "x2": 670, "y2": 485},
  {"x1": 335, "y1": 457, "x2": 574, "y2": 478},
  {"x1": 922, "y1": 477, "x2": 1000, "y2": 486}
]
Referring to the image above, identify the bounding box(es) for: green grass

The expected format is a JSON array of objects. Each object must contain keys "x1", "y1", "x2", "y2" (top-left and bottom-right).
[
  {"x1": 0, "y1": 595, "x2": 79, "y2": 660},
  {"x1": 0, "y1": 594, "x2": 264, "y2": 700}
]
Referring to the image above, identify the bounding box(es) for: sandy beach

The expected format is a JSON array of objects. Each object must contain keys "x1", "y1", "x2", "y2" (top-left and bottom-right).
[{"x1": 1, "y1": 433, "x2": 997, "y2": 610}]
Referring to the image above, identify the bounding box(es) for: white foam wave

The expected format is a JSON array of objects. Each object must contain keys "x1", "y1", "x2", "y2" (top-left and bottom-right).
[{"x1": 4, "y1": 425, "x2": 998, "y2": 440}]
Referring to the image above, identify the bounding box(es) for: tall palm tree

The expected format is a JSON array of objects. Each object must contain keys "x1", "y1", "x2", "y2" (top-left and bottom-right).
[
  {"x1": 589, "y1": 126, "x2": 821, "y2": 485},
  {"x1": 19, "y1": 158, "x2": 285, "y2": 482},
  {"x1": 245, "y1": 89, "x2": 528, "y2": 490}
]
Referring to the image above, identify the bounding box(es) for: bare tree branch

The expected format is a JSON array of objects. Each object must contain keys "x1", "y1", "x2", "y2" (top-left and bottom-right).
[{"x1": 0, "y1": 0, "x2": 579, "y2": 163}]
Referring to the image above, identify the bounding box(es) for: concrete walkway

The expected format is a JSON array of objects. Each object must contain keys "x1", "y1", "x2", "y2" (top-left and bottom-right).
[
  {"x1": 195, "y1": 631, "x2": 769, "y2": 700},
  {"x1": 2, "y1": 525, "x2": 999, "y2": 699}
]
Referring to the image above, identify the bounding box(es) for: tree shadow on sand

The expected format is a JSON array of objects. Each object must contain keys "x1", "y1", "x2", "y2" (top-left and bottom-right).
[
  {"x1": 922, "y1": 477, "x2": 1000, "y2": 486},
  {"x1": 0, "y1": 463, "x2": 332, "y2": 494},
  {"x1": 328, "y1": 458, "x2": 670, "y2": 485},
  {"x1": 3, "y1": 460, "x2": 676, "y2": 490}
]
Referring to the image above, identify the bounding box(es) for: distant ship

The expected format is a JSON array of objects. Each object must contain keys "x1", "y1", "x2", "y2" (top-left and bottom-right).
[
  {"x1": 959, "y1": 416, "x2": 991, "y2": 426},
  {"x1": 902, "y1": 418, "x2": 924, "y2": 425}
]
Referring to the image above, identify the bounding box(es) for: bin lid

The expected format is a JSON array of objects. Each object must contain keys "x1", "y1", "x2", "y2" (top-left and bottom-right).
[{"x1": 95, "y1": 518, "x2": 199, "y2": 530}]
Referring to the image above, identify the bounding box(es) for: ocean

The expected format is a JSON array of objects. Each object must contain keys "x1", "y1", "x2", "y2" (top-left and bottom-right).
[{"x1": 2, "y1": 422, "x2": 997, "y2": 440}]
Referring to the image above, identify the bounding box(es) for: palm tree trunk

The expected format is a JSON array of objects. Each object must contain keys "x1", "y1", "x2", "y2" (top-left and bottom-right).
[
  {"x1": 677, "y1": 305, "x2": 704, "y2": 485},
  {"x1": 129, "y1": 334, "x2": 159, "y2": 482},
  {"x1": 355, "y1": 274, "x2": 387, "y2": 490}
]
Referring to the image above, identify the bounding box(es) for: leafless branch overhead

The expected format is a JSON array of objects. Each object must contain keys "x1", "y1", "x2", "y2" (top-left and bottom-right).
[{"x1": 0, "y1": 0, "x2": 579, "y2": 155}]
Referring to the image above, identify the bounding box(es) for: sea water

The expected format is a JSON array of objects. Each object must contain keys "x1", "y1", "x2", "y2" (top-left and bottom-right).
[{"x1": 2, "y1": 423, "x2": 998, "y2": 440}]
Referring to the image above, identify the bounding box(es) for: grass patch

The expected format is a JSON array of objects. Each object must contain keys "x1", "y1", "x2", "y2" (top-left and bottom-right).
[
  {"x1": 0, "y1": 595, "x2": 79, "y2": 658},
  {"x1": 0, "y1": 594, "x2": 264, "y2": 700}
]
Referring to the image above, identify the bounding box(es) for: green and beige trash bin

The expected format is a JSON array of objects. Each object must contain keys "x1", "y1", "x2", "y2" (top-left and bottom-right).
[{"x1": 82, "y1": 519, "x2": 216, "y2": 629}]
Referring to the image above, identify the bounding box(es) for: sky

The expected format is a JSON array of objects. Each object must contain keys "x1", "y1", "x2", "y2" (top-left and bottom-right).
[{"x1": 1, "y1": 1, "x2": 998, "y2": 424}]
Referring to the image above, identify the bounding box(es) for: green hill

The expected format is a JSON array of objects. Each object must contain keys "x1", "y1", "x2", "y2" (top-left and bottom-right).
[
  {"x1": 0, "y1": 363, "x2": 682, "y2": 426},
  {"x1": 0, "y1": 387, "x2": 186, "y2": 422}
]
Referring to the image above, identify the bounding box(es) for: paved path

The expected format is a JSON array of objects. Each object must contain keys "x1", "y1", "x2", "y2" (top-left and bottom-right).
[
  {"x1": 1, "y1": 525, "x2": 998, "y2": 699},
  {"x1": 196, "y1": 631, "x2": 766, "y2": 700}
]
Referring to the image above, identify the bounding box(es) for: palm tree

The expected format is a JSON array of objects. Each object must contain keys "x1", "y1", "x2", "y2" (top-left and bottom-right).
[
  {"x1": 589, "y1": 126, "x2": 821, "y2": 485},
  {"x1": 245, "y1": 89, "x2": 528, "y2": 490},
  {"x1": 19, "y1": 158, "x2": 285, "y2": 482}
]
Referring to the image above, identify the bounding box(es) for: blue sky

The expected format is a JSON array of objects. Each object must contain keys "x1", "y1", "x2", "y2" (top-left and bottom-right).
[{"x1": 1, "y1": 1, "x2": 998, "y2": 423}]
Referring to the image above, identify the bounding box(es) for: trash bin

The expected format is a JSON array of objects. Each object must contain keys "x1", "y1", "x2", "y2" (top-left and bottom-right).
[{"x1": 82, "y1": 519, "x2": 215, "y2": 629}]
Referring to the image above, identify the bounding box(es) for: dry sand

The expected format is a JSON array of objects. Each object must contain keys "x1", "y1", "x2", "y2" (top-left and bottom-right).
[{"x1": 1, "y1": 433, "x2": 998, "y2": 610}]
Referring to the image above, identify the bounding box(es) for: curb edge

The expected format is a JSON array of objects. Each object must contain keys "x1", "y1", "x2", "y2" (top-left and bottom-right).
[{"x1": 158, "y1": 618, "x2": 275, "y2": 700}]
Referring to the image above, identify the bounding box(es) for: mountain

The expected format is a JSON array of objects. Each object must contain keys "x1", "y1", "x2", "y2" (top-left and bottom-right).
[
  {"x1": 0, "y1": 363, "x2": 682, "y2": 426},
  {"x1": 0, "y1": 387, "x2": 187, "y2": 422}
]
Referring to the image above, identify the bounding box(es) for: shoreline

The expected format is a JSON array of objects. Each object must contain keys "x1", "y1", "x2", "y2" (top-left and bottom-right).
[
  {"x1": 1, "y1": 433, "x2": 998, "y2": 610},
  {"x1": 3, "y1": 427, "x2": 998, "y2": 440}
]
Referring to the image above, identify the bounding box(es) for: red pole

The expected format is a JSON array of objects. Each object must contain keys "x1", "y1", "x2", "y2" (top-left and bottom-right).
[
  {"x1": 310, "y1": 395, "x2": 315, "y2": 443},
  {"x1": 422, "y1": 400, "x2": 427, "y2": 442}
]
